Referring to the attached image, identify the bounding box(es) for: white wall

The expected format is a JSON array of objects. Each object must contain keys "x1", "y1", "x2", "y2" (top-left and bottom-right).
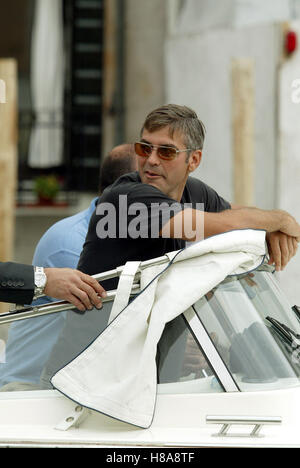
[
  {"x1": 176, "y1": 0, "x2": 297, "y2": 33},
  {"x1": 124, "y1": 0, "x2": 167, "y2": 142},
  {"x1": 165, "y1": 21, "x2": 280, "y2": 206},
  {"x1": 234, "y1": 0, "x2": 290, "y2": 27},
  {"x1": 277, "y1": 20, "x2": 300, "y2": 305}
]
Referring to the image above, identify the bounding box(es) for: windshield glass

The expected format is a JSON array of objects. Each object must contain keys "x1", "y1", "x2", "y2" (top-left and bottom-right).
[{"x1": 193, "y1": 267, "x2": 300, "y2": 391}]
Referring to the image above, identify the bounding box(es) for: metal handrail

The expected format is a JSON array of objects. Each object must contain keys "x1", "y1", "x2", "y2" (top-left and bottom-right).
[
  {"x1": 0, "y1": 253, "x2": 171, "y2": 325},
  {"x1": 206, "y1": 415, "x2": 282, "y2": 438},
  {"x1": 0, "y1": 284, "x2": 141, "y2": 325}
]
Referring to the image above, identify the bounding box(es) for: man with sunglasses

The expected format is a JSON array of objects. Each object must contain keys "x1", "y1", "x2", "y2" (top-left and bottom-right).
[
  {"x1": 77, "y1": 104, "x2": 299, "y2": 286},
  {"x1": 39, "y1": 104, "x2": 299, "y2": 387}
]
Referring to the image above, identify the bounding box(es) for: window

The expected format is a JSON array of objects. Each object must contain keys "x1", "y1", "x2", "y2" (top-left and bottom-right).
[
  {"x1": 157, "y1": 315, "x2": 224, "y2": 394},
  {"x1": 194, "y1": 268, "x2": 300, "y2": 391}
]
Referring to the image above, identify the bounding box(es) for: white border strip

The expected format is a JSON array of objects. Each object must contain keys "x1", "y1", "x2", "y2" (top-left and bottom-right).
[{"x1": 183, "y1": 307, "x2": 239, "y2": 393}]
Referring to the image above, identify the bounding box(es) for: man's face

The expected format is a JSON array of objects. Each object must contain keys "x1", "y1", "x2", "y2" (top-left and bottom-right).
[{"x1": 137, "y1": 126, "x2": 198, "y2": 201}]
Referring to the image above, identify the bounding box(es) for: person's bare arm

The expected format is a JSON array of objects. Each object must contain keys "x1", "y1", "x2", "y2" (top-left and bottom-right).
[
  {"x1": 44, "y1": 268, "x2": 107, "y2": 311},
  {"x1": 230, "y1": 204, "x2": 298, "y2": 270},
  {"x1": 160, "y1": 207, "x2": 300, "y2": 270},
  {"x1": 161, "y1": 207, "x2": 300, "y2": 240}
]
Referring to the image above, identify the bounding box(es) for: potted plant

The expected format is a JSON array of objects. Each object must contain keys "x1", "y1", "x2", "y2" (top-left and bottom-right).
[{"x1": 34, "y1": 175, "x2": 60, "y2": 205}]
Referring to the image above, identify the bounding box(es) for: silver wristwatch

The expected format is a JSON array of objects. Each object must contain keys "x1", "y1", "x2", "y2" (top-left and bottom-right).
[{"x1": 33, "y1": 266, "x2": 47, "y2": 299}]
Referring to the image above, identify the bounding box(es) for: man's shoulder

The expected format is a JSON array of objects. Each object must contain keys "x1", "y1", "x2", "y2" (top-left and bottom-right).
[
  {"x1": 186, "y1": 175, "x2": 210, "y2": 190},
  {"x1": 42, "y1": 207, "x2": 91, "y2": 239},
  {"x1": 184, "y1": 175, "x2": 212, "y2": 200},
  {"x1": 100, "y1": 172, "x2": 164, "y2": 202},
  {"x1": 104, "y1": 172, "x2": 140, "y2": 192},
  {"x1": 185, "y1": 176, "x2": 231, "y2": 211}
]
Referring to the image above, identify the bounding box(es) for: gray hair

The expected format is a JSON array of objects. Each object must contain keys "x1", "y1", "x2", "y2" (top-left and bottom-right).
[{"x1": 140, "y1": 104, "x2": 206, "y2": 150}]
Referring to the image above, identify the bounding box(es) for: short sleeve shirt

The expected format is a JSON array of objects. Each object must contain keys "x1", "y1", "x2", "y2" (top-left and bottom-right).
[{"x1": 78, "y1": 172, "x2": 230, "y2": 289}]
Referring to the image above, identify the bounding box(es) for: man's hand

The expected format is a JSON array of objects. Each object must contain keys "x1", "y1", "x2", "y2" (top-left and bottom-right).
[
  {"x1": 44, "y1": 268, "x2": 106, "y2": 311},
  {"x1": 266, "y1": 231, "x2": 298, "y2": 271},
  {"x1": 276, "y1": 210, "x2": 300, "y2": 241}
]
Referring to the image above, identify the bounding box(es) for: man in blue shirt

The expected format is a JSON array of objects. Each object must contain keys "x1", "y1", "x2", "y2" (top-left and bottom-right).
[{"x1": 0, "y1": 144, "x2": 137, "y2": 390}]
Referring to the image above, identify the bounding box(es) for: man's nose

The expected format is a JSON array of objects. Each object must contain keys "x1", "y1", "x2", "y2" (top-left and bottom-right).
[{"x1": 147, "y1": 147, "x2": 161, "y2": 165}]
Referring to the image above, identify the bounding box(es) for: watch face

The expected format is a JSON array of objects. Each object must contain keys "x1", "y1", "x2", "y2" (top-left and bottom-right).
[{"x1": 36, "y1": 273, "x2": 46, "y2": 288}]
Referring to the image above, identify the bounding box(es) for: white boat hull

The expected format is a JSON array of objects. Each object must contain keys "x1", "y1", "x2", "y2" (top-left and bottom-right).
[{"x1": 0, "y1": 387, "x2": 299, "y2": 448}]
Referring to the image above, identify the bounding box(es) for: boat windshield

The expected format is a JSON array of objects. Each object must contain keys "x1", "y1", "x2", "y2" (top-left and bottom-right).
[{"x1": 193, "y1": 267, "x2": 300, "y2": 391}]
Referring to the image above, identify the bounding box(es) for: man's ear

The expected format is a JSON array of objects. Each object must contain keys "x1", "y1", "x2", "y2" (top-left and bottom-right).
[{"x1": 188, "y1": 150, "x2": 202, "y2": 173}]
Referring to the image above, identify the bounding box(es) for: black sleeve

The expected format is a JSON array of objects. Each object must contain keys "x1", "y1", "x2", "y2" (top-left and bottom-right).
[
  {"x1": 0, "y1": 262, "x2": 35, "y2": 304},
  {"x1": 186, "y1": 177, "x2": 231, "y2": 212},
  {"x1": 116, "y1": 182, "x2": 185, "y2": 237}
]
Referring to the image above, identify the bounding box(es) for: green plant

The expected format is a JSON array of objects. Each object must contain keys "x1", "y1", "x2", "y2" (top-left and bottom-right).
[{"x1": 34, "y1": 175, "x2": 60, "y2": 201}]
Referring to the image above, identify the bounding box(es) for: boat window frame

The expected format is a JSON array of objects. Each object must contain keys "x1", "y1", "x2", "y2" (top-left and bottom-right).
[{"x1": 183, "y1": 307, "x2": 240, "y2": 392}]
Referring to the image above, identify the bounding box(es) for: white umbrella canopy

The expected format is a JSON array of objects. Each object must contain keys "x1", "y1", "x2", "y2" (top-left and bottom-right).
[
  {"x1": 51, "y1": 229, "x2": 267, "y2": 428},
  {"x1": 28, "y1": 0, "x2": 64, "y2": 168}
]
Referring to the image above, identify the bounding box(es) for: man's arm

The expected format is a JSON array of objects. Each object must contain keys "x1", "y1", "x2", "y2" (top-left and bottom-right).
[
  {"x1": 229, "y1": 204, "x2": 298, "y2": 271},
  {"x1": 160, "y1": 207, "x2": 300, "y2": 270},
  {"x1": 0, "y1": 262, "x2": 106, "y2": 310}
]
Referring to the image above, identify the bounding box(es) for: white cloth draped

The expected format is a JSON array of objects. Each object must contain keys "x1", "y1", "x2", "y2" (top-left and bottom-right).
[
  {"x1": 28, "y1": 0, "x2": 64, "y2": 168},
  {"x1": 51, "y1": 229, "x2": 267, "y2": 428}
]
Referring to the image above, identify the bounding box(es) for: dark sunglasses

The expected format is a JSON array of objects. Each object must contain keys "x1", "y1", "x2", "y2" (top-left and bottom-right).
[{"x1": 134, "y1": 141, "x2": 193, "y2": 161}]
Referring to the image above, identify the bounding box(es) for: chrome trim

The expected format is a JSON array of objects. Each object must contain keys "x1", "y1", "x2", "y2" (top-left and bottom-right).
[
  {"x1": 0, "y1": 254, "x2": 172, "y2": 324},
  {"x1": 0, "y1": 285, "x2": 141, "y2": 324},
  {"x1": 206, "y1": 415, "x2": 282, "y2": 438},
  {"x1": 183, "y1": 307, "x2": 239, "y2": 393}
]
